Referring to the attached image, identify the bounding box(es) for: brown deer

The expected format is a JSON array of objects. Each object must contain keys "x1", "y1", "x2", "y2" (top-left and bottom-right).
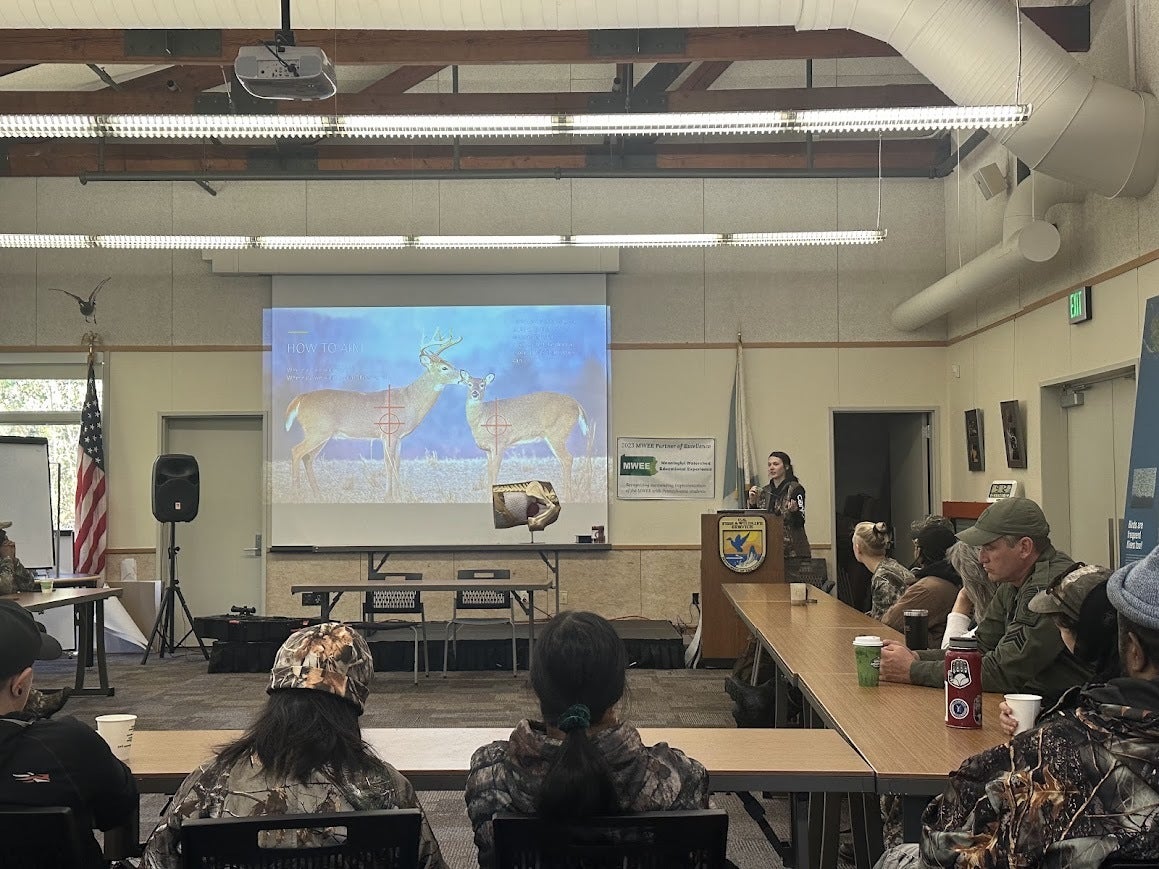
[
  {"x1": 284, "y1": 331, "x2": 463, "y2": 497},
  {"x1": 459, "y1": 371, "x2": 592, "y2": 495}
]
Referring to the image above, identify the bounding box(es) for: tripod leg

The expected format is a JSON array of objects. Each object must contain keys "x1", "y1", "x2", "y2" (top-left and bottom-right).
[
  {"x1": 141, "y1": 584, "x2": 171, "y2": 665},
  {"x1": 173, "y1": 584, "x2": 210, "y2": 660}
]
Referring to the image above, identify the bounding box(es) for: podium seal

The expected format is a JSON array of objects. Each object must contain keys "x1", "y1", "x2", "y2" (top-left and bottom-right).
[{"x1": 719, "y1": 514, "x2": 767, "y2": 573}]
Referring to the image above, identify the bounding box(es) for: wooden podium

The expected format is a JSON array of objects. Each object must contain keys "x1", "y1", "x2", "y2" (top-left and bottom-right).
[{"x1": 699, "y1": 513, "x2": 785, "y2": 661}]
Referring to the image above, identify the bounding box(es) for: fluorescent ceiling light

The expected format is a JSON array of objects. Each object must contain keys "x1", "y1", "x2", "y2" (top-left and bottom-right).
[
  {"x1": 0, "y1": 106, "x2": 1029, "y2": 140},
  {"x1": 0, "y1": 231, "x2": 887, "y2": 250}
]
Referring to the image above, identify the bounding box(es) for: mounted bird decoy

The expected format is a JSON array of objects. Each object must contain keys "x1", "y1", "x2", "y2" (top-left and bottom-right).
[{"x1": 49, "y1": 277, "x2": 110, "y2": 324}]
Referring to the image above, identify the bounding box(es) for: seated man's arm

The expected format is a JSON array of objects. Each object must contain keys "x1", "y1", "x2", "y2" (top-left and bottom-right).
[
  {"x1": 977, "y1": 594, "x2": 1064, "y2": 695},
  {"x1": 74, "y1": 725, "x2": 138, "y2": 830}
]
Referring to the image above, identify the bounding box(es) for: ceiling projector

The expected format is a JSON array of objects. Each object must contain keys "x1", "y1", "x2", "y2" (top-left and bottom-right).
[{"x1": 234, "y1": 45, "x2": 337, "y2": 100}]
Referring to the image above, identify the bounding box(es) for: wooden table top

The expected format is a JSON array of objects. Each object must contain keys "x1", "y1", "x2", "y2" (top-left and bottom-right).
[
  {"x1": 721, "y1": 583, "x2": 793, "y2": 603},
  {"x1": 130, "y1": 726, "x2": 873, "y2": 794},
  {"x1": 291, "y1": 578, "x2": 553, "y2": 594},
  {"x1": 2, "y1": 586, "x2": 122, "y2": 612},
  {"x1": 802, "y1": 671, "x2": 1007, "y2": 794}
]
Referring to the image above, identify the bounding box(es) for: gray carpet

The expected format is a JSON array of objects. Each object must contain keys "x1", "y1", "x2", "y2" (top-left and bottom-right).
[{"x1": 36, "y1": 653, "x2": 796, "y2": 868}]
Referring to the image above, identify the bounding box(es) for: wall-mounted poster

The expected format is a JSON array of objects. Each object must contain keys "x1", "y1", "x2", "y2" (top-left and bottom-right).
[
  {"x1": 965, "y1": 409, "x2": 984, "y2": 472},
  {"x1": 1000, "y1": 400, "x2": 1027, "y2": 469}
]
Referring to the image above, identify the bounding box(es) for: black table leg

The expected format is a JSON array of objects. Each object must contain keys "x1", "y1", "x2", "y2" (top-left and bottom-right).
[
  {"x1": 74, "y1": 602, "x2": 91, "y2": 691},
  {"x1": 848, "y1": 792, "x2": 885, "y2": 869},
  {"x1": 901, "y1": 794, "x2": 930, "y2": 842},
  {"x1": 95, "y1": 598, "x2": 112, "y2": 695}
]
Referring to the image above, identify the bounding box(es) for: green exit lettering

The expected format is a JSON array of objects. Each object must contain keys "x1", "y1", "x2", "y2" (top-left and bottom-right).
[
  {"x1": 1069, "y1": 287, "x2": 1091, "y2": 324},
  {"x1": 620, "y1": 455, "x2": 658, "y2": 475}
]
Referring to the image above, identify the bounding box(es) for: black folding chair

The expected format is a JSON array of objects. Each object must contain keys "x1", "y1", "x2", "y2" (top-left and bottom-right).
[
  {"x1": 443, "y1": 569, "x2": 518, "y2": 677},
  {"x1": 180, "y1": 808, "x2": 422, "y2": 868},
  {"x1": 353, "y1": 572, "x2": 429, "y2": 684},
  {"x1": 492, "y1": 809, "x2": 729, "y2": 869},
  {"x1": 0, "y1": 805, "x2": 89, "y2": 869}
]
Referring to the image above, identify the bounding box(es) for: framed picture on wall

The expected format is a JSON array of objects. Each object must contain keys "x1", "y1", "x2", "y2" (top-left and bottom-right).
[
  {"x1": 1000, "y1": 400, "x2": 1027, "y2": 469},
  {"x1": 965, "y1": 409, "x2": 985, "y2": 472}
]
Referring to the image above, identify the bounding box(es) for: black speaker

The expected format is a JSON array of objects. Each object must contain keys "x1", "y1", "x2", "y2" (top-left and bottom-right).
[{"x1": 152, "y1": 454, "x2": 200, "y2": 523}]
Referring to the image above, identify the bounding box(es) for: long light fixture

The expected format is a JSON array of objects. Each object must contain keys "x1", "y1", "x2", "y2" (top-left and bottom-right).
[
  {"x1": 0, "y1": 105, "x2": 1029, "y2": 140},
  {"x1": 0, "y1": 231, "x2": 887, "y2": 251}
]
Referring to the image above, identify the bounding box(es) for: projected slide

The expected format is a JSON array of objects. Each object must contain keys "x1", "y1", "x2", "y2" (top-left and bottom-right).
[{"x1": 267, "y1": 302, "x2": 609, "y2": 546}]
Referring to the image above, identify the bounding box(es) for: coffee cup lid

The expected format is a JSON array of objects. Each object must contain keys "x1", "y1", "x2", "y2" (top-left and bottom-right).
[{"x1": 852, "y1": 635, "x2": 883, "y2": 645}]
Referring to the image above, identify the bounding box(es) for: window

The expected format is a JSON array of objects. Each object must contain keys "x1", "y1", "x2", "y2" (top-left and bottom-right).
[{"x1": 0, "y1": 357, "x2": 105, "y2": 533}]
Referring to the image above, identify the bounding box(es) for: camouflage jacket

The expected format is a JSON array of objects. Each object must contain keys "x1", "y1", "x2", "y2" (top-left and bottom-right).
[
  {"x1": 868, "y1": 557, "x2": 914, "y2": 620},
  {"x1": 0, "y1": 554, "x2": 38, "y2": 595},
  {"x1": 464, "y1": 720, "x2": 710, "y2": 869},
  {"x1": 755, "y1": 479, "x2": 811, "y2": 557},
  {"x1": 140, "y1": 752, "x2": 447, "y2": 869},
  {"x1": 908, "y1": 675, "x2": 1159, "y2": 868},
  {"x1": 911, "y1": 546, "x2": 1093, "y2": 703}
]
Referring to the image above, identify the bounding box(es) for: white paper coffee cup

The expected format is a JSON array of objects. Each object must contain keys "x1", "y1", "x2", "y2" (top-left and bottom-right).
[
  {"x1": 790, "y1": 582, "x2": 809, "y2": 604},
  {"x1": 95, "y1": 714, "x2": 137, "y2": 762},
  {"x1": 1003, "y1": 693, "x2": 1042, "y2": 735}
]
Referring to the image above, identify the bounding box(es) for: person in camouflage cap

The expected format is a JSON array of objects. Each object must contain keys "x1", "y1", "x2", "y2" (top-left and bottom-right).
[
  {"x1": 142, "y1": 622, "x2": 447, "y2": 869},
  {"x1": 267, "y1": 621, "x2": 373, "y2": 713}
]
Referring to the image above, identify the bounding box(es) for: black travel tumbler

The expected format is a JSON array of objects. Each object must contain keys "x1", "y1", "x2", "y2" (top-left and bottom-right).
[{"x1": 904, "y1": 609, "x2": 929, "y2": 650}]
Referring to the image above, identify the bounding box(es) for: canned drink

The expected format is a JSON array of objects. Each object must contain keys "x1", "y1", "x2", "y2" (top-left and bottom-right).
[{"x1": 944, "y1": 636, "x2": 983, "y2": 729}]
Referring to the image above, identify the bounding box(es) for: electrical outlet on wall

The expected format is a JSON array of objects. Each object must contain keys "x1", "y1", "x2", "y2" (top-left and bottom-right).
[{"x1": 559, "y1": 591, "x2": 569, "y2": 605}]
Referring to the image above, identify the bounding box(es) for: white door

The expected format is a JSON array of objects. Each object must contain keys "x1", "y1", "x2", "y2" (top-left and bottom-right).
[
  {"x1": 888, "y1": 414, "x2": 932, "y2": 567},
  {"x1": 1066, "y1": 376, "x2": 1137, "y2": 566},
  {"x1": 162, "y1": 415, "x2": 264, "y2": 641}
]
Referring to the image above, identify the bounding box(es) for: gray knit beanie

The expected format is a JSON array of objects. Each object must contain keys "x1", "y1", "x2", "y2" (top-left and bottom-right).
[{"x1": 1108, "y1": 545, "x2": 1159, "y2": 630}]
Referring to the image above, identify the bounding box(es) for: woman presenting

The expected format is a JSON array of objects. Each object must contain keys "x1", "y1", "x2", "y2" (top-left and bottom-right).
[{"x1": 747, "y1": 451, "x2": 811, "y2": 558}]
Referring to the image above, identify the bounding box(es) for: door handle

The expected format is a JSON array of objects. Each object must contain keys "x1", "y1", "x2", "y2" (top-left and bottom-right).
[{"x1": 242, "y1": 533, "x2": 262, "y2": 556}]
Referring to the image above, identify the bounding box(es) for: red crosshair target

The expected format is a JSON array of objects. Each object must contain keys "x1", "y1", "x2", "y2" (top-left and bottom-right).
[
  {"x1": 482, "y1": 397, "x2": 510, "y2": 455},
  {"x1": 376, "y1": 385, "x2": 406, "y2": 451}
]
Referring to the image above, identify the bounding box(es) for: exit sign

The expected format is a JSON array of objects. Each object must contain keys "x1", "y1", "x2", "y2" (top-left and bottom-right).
[{"x1": 1069, "y1": 286, "x2": 1092, "y2": 324}]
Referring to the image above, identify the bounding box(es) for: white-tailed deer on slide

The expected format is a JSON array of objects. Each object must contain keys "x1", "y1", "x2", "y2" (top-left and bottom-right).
[
  {"x1": 459, "y1": 371, "x2": 592, "y2": 496},
  {"x1": 284, "y1": 331, "x2": 463, "y2": 497}
]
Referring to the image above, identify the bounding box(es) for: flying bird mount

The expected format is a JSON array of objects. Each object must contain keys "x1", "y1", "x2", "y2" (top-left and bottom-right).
[{"x1": 50, "y1": 277, "x2": 110, "y2": 323}]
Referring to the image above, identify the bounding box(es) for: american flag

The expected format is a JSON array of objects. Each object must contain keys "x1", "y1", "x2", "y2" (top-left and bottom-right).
[{"x1": 74, "y1": 359, "x2": 107, "y2": 576}]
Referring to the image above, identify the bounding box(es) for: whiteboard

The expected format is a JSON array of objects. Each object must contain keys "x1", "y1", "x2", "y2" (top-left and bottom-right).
[{"x1": 0, "y1": 437, "x2": 55, "y2": 569}]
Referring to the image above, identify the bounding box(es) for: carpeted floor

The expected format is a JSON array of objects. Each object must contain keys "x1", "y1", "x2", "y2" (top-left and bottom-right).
[{"x1": 37, "y1": 652, "x2": 800, "y2": 868}]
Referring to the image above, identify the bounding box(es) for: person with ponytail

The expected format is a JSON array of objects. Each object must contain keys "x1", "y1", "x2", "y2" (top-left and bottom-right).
[
  {"x1": 464, "y1": 611, "x2": 709, "y2": 868},
  {"x1": 853, "y1": 521, "x2": 913, "y2": 620}
]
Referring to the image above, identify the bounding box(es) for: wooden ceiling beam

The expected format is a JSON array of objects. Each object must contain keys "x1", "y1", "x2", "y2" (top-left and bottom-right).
[
  {"x1": 0, "y1": 83, "x2": 951, "y2": 115},
  {"x1": 677, "y1": 61, "x2": 731, "y2": 91},
  {"x1": 118, "y1": 65, "x2": 227, "y2": 92},
  {"x1": 0, "y1": 9, "x2": 1088, "y2": 66},
  {"x1": 359, "y1": 64, "x2": 445, "y2": 95},
  {"x1": 1, "y1": 138, "x2": 943, "y2": 176}
]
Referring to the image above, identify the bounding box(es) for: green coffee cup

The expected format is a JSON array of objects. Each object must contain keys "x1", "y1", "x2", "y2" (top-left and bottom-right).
[{"x1": 853, "y1": 635, "x2": 884, "y2": 687}]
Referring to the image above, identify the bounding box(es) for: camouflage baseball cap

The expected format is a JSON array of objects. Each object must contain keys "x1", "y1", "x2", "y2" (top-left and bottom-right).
[
  {"x1": 1029, "y1": 563, "x2": 1110, "y2": 621},
  {"x1": 267, "y1": 622, "x2": 373, "y2": 714},
  {"x1": 956, "y1": 497, "x2": 1050, "y2": 546}
]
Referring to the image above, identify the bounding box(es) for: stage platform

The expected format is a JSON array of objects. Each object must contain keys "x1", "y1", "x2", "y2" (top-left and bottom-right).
[{"x1": 206, "y1": 618, "x2": 685, "y2": 674}]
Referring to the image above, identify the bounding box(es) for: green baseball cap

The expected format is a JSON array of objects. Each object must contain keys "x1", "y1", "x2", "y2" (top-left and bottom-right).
[{"x1": 956, "y1": 497, "x2": 1049, "y2": 546}]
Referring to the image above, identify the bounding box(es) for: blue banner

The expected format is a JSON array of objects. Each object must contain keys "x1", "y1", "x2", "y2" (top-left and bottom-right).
[{"x1": 1121, "y1": 295, "x2": 1159, "y2": 563}]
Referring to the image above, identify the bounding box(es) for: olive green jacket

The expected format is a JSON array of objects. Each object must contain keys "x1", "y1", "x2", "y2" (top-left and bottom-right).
[{"x1": 909, "y1": 546, "x2": 1093, "y2": 703}]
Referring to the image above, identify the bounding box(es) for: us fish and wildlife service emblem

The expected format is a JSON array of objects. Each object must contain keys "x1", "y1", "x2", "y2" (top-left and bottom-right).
[{"x1": 719, "y1": 515, "x2": 767, "y2": 573}]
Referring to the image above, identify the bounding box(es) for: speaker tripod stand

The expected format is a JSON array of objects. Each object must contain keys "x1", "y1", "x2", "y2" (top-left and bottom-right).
[{"x1": 142, "y1": 522, "x2": 209, "y2": 664}]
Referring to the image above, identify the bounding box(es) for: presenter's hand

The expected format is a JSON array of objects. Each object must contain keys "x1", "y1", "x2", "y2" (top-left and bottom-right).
[
  {"x1": 879, "y1": 640, "x2": 917, "y2": 683},
  {"x1": 748, "y1": 486, "x2": 760, "y2": 506}
]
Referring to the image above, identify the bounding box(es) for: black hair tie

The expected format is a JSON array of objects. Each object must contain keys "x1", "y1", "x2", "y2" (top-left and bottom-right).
[{"x1": 558, "y1": 703, "x2": 591, "y2": 733}]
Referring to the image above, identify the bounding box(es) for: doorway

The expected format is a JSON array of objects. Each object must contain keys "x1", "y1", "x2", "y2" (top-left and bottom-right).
[
  {"x1": 158, "y1": 414, "x2": 265, "y2": 644},
  {"x1": 832, "y1": 410, "x2": 935, "y2": 610},
  {"x1": 1059, "y1": 371, "x2": 1136, "y2": 566}
]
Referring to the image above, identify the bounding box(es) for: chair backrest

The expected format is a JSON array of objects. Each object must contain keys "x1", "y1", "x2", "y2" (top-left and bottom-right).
[
  {"x1": 456, "y1": 569, "x2": 512, "y2": 609},
  {"x1": 364, "y1": 573, "x2": 423, "y2": 616},
  {"x1": 180, "y1": 808, "x2": 422, "y2": 869},
  {"x1": 0, "y1": 805, "x2": 88, "y2": 869},
  {"x1": 492, "y1": 809, "x2": 729, "y2": 869}
]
